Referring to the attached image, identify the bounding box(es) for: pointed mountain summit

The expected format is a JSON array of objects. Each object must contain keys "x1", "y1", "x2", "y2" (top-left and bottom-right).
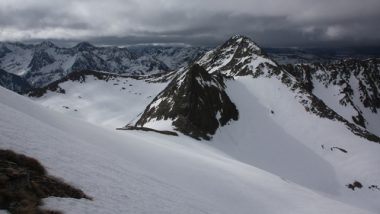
[
  {"x1": 126, "y1": 63, "x2": 239, "y2": 140},
  {"x1": 198, "y1": 35, "x2": 276, "y2": 76}
]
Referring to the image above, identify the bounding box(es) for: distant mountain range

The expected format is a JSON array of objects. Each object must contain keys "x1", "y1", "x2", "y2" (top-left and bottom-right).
[
  {"x1": 0, "y1": 41, "x2": 207, "y2": 88},
  {"x1": 267, "y1": 46, "x2": 380, "y2": 64},
  {"x1": 1, "y1": 39, "x2": 379, "y2": 91}
]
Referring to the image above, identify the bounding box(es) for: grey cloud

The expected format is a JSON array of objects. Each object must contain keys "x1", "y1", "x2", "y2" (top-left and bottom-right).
[{"x1": 0, "y1": 0, "x2": 379, "y2": 47}]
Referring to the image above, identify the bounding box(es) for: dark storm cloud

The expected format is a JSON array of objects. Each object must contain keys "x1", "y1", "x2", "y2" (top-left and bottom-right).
[{"x1": 0, "y1": 0, "x2": 379, "y2": 47}]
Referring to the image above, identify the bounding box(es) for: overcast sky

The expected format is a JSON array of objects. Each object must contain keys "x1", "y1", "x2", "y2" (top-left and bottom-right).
[{"x1": 0, "y1": 0, "x2": 379, "y2": 47}]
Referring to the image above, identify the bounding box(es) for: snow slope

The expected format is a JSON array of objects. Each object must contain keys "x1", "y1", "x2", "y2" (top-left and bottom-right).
[
  {"x1": 1, "y1": 86, "x2": 375, "y2": 213},
  {"x1": 30, "y1": 73, "x2": 167, "y2": 128},
  {"x1": 212, "y1": 75, "x2": 380, "y2": 212}
]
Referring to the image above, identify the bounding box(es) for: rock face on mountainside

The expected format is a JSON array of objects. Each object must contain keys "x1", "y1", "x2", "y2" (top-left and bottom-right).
[
  {"x1": 283, "y1": 58, "x2": 380, "y2": 135},
  {"x1": 129, "y1": 64, "x2": 238, "y2": 140},
  {"x1": 0, "y1": 41, "x2": 208, "y2": 87}
]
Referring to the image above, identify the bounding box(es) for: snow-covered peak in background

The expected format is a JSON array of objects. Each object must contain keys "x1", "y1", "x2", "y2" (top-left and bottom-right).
[{"x1": 199, "y1": 35, "x2": 275, "y2": 76}]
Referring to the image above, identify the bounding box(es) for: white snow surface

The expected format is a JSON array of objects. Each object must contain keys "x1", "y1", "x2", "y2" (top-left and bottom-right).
[
  {"x1": 212, "y1": 76, "x2": 380, "y2": 212},
  {"x1": 143, "y1": 119, "x2": 175, "y2": 130},
  {"x1": 1, "y1": 82, "x2": 379, "y2": 213},
  {"x1": 30, "y1": 76, "x2": 167, "y2": 129}
]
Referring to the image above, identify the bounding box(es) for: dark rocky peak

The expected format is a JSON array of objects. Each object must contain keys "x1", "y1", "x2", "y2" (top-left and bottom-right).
[
  {"x1": 127, "y1": 64, "x2": 239, "y2": 140},
  {"x1": 74, "y1": 42, "x2": 96, "y2": 51}
]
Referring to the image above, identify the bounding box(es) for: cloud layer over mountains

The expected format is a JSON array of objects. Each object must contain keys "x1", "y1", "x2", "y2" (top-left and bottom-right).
[{"x1": 1, "y1": 0, "x2": 379, "y2": 47}]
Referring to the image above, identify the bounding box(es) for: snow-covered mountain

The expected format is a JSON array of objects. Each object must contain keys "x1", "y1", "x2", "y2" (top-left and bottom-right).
[
  {"x1": 0, "y1": 41, "x2": 207, "y2": 88},
  {"x1": 283, "y1": 58, "x2": 380, "y2": 136},
  {"x1": 124, "y1": 35, "x2": 380, "y2": 212},
  {"x1": 7, "y1": 35, "x2": 380, "y2": 213},
  {"x1": 130, "y1": 35, "x2": 378, "y2": 141}
]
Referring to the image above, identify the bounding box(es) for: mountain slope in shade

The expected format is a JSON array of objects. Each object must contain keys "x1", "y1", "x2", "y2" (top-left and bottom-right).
[
  {"x1": 128, "y1": 64, "x2": 238, "y2": 140},
  {"x1": 0, "y1": 68, "x2": 31, "y2": 93},
  {"x1": 283, "y1": 58, "x2": 380, "y2": 136}
]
